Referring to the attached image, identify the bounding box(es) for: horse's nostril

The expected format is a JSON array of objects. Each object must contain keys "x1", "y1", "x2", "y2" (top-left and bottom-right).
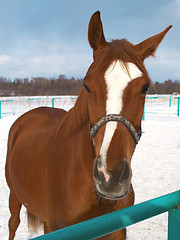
[
  {"x1": 118, "y1": 161, "x2": 130, "y2": 184},
  {"x1": 94, "y1": 158, "x2": 111, "y2": 183},
  {"x1": 94, "y1": 159, "x2": 130, "y2": 188},
  {"x1": 97, "y1": 164, "x2": 111, "y2": 183}
]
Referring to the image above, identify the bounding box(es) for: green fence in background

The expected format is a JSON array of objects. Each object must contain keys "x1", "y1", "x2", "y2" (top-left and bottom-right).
[
  {"x1": 0, "y1": 100, "x2": 14, "y2": 119},
  {"x1": 0, "y1": 96, "x2": 179, "y2": 119},
  {"x1": 143, "y1": 96, "x2": 180, "y2": 120},
  {"x1": 52, "y1": 97, "x2": 77, "y2": 108},
  {"x1": 0, "y1": 98, "x2": 41, "y2": 119}
]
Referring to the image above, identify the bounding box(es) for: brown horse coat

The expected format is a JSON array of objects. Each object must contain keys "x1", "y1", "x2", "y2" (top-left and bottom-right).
[{"x1": 5, "y1": 11, "x2": 171, "y2": 240}]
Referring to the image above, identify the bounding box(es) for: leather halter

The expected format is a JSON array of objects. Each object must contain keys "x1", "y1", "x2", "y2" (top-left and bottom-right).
[{"x1": 90, "y1": 114, "x2": 141, "y2": 145}]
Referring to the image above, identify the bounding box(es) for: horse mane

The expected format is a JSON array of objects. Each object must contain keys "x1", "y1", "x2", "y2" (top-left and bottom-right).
[
  {"x1": 58, "y1": 39, "x2": 151, "y2": 137},
  {"x1": 57, "y1": 89, "x2": 89, "y2": 137}
]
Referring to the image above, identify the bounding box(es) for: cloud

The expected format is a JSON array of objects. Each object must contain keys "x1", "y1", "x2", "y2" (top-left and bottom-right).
[
  {"x1": 159, "y1": 0, "x2": 180, "y2": 20},
  {"x1": 0, "y1": 46, "x2": 180, "y2": 82},
  {"x1": 0, "y1": 0, "x2": 179, "y2": 82},
  {"x1": 0, "y1": 55, "x2": 12, "y2": 64},
  {"x1": 0, "y1": 53, "x2": 92, "y2": 79},
  {"x1": 170, "y1": 0, "x2": 180, "y2": 17},
  {"x1": 28, "y1": 54, "x2": 92, "y2": 78},
  {"x1": 145, "y1": 48, "x2": 180, "y2": 81}
]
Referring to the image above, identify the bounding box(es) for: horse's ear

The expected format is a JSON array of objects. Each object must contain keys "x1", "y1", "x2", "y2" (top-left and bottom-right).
[
  {"x1": 88, "y1": 11, "x2": 107, "y2": 53},
  {"x1": 135, "y1": 25, "x2": 172, "y2": 60}
]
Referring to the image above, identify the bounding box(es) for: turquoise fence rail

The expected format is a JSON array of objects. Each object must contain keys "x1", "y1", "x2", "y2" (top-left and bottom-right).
[
  {"x1": 52, "y1": 97, "x2": 61, "y2": 108},
  {"x1": 52, "y1": 97, "x2": 77, "y2": 108},
  {"x1": 27, "y1": 98, "x2": 41, "y2": 101},
  {"x1": 169, "y1": 96, "x2": 180, "y2": 117},
  {"x1": 143, "y1": 96, "x2": 180, "y2": 120},
  {"x1": 143, "y1": 96, "x2": 158, "y2": 121},
  {"x1": 0, "y1": 100, "x2": 14, "y2": 119},
  {"x1": 177, "y1": 97, "x2": 180, "y2": 117},
  {"x1": 32, "y1": 190, "x2": 180, "y2": 240},
  {"x1": 1, "y1": 96, "x2": 179, "y2": 120},
  {"x1": 0, "y1": 98, "x2": 42, "y2": 119}
]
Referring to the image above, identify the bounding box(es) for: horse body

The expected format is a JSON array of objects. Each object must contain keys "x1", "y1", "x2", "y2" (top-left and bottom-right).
[
  {"x1": 5, "y1": 11, "x2": 171, "y2": 240},
  {"x1": 6, "y1": 99, "x2": 134, "y2": 237}
]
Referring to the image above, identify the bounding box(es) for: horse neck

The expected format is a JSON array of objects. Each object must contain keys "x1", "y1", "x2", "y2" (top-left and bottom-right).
[
  {"x1": 59, "y1": 88, "x2": 89, "y2": 136},
  {"x1": 57, "y1": 89, "x2": 95, "y2": 176}
]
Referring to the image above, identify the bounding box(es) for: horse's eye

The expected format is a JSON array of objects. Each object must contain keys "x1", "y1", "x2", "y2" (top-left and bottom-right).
[
  {"x1": 141, "y1": 83, "x2": 150, "y2": 94},
  {"x1": 84, "y1": 83, "x2": 90, "y2": 93}
]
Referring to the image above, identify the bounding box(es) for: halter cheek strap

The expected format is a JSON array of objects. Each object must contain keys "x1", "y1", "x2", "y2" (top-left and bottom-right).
[{"x1": 89, "y1": 114, "x2": 141, "y2": 145}]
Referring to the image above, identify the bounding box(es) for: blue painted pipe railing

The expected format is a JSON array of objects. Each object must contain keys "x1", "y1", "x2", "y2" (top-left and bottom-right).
[
  {"x1": 0, "y1": 100, "x2": 14, "y2": 119},
  {"x1": 143, "y1": 96, "x2": 180, "y2": 120},
  {"x1": 52, "y1": 97, "x2": 61, "y2": 108},
  {"x1": 1, "y1": 96, "x2": 179, "y2": 119},
  {"x1": 52, "y1": 97, "x2": 77, "y2": 108},
  {"x1": 32, "y1": 190, "x2": 180, "y2": 240},
  {"x1": 28, "y1": 98, "x2": 41, "y2": 101}
]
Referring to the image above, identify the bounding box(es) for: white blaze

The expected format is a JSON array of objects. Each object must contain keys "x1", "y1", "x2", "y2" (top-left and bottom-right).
[{"x1": 99, "y1": 60, "x2": 142, "y2": 165}]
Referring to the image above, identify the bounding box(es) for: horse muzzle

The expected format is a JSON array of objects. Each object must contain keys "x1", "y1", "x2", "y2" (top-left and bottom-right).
[
  {"x1": 95, "y1": 185, "x2": 129, "y2": 200},
  {"x1": 93, "y1": 159, "x2": 132, "y2": 200}
]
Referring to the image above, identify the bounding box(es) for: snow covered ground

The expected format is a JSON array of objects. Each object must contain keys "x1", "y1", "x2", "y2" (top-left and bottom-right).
[{"x1": 0, "y1": 95, "x2": 180, "y2": 240}]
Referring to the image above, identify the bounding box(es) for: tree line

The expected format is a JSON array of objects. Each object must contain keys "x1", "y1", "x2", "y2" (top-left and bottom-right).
[
  {"x1": 0, "y1": 76, "x2": 179, "y2": 96},
  {"x1": 0, "y1": 75, "x2": 83, "y2": 96}
]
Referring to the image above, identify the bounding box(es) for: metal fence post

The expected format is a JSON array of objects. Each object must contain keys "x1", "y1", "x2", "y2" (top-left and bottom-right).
[
  {"x1": 177, "y1": 97, "x2": 180, "y2": 117},
  {"x1": 142, "y1": 105, "x2": 145, "y2": 121},
  {"x1": 52, "y1": 97, "x2": 62, "y2": 108},
  {"x1": 169, "y1": 96, "x2": 171, "y2": 107},
  {"x1": 52, "y1": 98, "x2": 55, "y2": 108},
  {"x1": 168, "y1": 207, "x2": 180, "y2": 240}
]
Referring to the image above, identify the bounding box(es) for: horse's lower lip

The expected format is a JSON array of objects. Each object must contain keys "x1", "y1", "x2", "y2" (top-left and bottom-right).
[{"x1": 96, "y1": 188, "x2": 128, "y2": 200}]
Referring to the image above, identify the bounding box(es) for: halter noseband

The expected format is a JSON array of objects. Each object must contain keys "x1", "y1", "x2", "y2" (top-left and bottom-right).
[{"x1": 90, "y1": 114, "x2": 141, "y2": 145}]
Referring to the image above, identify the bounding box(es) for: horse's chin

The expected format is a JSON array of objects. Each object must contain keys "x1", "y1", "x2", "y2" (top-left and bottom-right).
[{"x1": 95, "y1": 187, "x2": 129, "y2": 201}]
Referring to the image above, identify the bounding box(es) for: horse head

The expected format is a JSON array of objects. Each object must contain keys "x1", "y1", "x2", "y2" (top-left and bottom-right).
[{"x1": 84, "y1": 11, "x2": 172, "y2": 200}]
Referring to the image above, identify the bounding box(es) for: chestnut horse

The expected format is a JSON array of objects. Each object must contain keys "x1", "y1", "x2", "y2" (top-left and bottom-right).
[{"x1": 5, "y1": 11, "x2": 171, "y2": 240}]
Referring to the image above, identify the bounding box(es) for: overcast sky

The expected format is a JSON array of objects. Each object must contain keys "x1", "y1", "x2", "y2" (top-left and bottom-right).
[{"x1": 0, "y1": 0, "x2": 179, "y2": 82}]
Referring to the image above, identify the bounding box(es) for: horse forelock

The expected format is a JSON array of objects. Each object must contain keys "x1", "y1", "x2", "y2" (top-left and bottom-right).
[{"x1": 86, "y1": 39, "x2": 151, "y2": 83}]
